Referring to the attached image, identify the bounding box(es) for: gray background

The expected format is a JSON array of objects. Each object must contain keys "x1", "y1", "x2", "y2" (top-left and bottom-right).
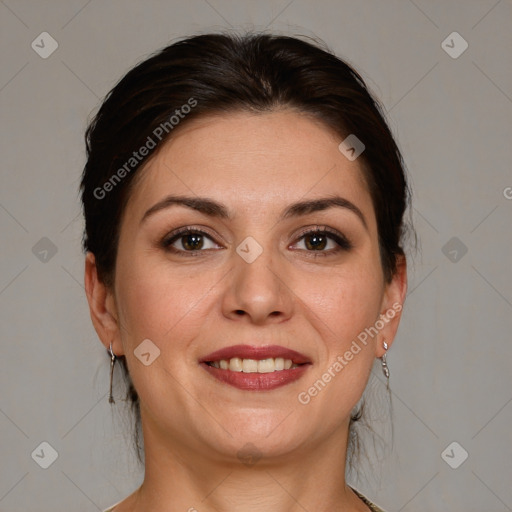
[{"x1": 1, "y1": 1, "x2": 511, "y2": 511}]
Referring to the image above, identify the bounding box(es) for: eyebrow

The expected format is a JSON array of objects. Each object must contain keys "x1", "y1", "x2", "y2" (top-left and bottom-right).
[{"x1": 141, "y1": 194, "x2": 368, "y2": 230}]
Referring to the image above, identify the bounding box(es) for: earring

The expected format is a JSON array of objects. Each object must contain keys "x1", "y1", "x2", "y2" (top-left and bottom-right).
[
  {"x1": 108, "y1": 341, "x2": 116, "y2": 404},
  {"x1": 380, "y1": 340, "x2": 390, "y2": 388}
]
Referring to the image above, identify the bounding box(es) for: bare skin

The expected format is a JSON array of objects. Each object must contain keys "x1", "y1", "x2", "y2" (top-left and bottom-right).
[{"x1": 85, "y1": 109, "x2": 407, "y2": 511}]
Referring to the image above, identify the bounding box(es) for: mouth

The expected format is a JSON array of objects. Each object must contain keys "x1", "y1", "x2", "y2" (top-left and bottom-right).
[
  {"x1": 205, "y1": 357, "x2": 301, "y2": 372},
  {"x1": 199, "y1": 345, "x2": 312, "y2": 391}
]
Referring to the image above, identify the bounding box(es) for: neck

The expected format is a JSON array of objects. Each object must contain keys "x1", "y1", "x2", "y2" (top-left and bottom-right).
[{"x1": 125, "y1": 416, "x2": 369, "y2": 512}]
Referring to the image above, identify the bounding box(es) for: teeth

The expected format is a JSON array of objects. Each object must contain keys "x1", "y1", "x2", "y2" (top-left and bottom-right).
[
  {"x1": 210, "y1": 357, "x2": 299, "y2": 373},
  {"x1": 242, "y1": 358, "x2": 258, "y2": 373},
  {"x1": 229, "y1": 357, "x2": 243, "y2": 372},
  {"x1": 258, "y1": 358, "x2": 275, "y2": 373}
]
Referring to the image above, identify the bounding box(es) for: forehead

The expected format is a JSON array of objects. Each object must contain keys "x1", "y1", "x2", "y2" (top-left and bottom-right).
[{"x1": 125, "y1": 110, "x2": 374, "y2": 223}]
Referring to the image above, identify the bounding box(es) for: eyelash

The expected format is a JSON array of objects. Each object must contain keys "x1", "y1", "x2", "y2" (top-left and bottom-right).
[
  {"x1": 293, "y1": 226, "x2": 353, "y2": 256},
  {"x1": 160, "y1": 225, "x2": 353, "y2": 257}
]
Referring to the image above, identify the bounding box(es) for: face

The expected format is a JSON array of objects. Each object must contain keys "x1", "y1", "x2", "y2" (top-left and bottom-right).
[{"x1": 87, "y1": 109, "x2": 406, "y2": 463}]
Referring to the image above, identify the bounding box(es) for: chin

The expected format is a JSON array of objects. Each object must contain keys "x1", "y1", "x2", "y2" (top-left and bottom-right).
[{"x1": 202, "y1": 409, "x2": 311, "y2": 460}]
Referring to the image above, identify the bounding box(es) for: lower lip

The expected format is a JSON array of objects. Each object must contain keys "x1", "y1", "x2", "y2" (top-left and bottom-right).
[{"x1": 201, "y1": 363, "x2": 311, "y2": 391}]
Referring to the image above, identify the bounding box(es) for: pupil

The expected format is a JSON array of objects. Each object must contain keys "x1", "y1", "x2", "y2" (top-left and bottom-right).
[
  {"x1": 183, "y1": 234, "x2": 203, "y2": 250},
  {"x1": 306, "y1": 234, "x2": 326, "y2": 250}
]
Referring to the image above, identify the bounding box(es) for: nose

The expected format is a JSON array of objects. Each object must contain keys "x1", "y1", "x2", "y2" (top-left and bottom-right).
[{"x1": 221, "y1": 242, "x2": 294, "y2": 325}]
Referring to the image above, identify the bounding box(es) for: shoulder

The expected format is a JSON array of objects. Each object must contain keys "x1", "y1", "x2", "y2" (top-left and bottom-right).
[
  {"x1": 351, "y1": 486, "x2": 388, "y2": 512},
  {"x1": 102, "y1": 504, "x2": 120, "y2": 512}
]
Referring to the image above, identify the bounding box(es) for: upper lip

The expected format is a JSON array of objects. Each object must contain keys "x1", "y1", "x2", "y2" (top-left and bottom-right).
[{"x1": 200, "y1": 345, "x2": 311, "y2": 365}]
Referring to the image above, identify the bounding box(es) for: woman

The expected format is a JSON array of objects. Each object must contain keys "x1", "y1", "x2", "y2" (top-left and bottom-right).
[{"x1": 81, "y1": 32, "x2": 410, "y2": 512}]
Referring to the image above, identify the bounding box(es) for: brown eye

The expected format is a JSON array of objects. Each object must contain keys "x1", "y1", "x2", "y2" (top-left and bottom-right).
[
  {"x1": 161, "y1": 227, "x2": 222, "y2": 254},
  {"x1": 292, "y1": 228, "x2": 353, "y2": 254},
  {"x1": 304, "y1": 232, "x2": 329, "y2": 251},
  {"x1": 179, "y1": 232, "x2": 204, "y2": 251}
]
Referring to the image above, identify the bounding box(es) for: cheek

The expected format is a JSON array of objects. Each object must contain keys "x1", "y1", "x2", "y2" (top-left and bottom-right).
[
  {"x1": 295, "y1": 260, "x2": 383, "y2": 344},
  {"x1": 113, "y1": 256, "x2": 213, "y2": 409},
  {"x1": 294, "y1": 265, "x2": 383, "y2": 417},
  {"x1": 116, "y1": 259, "x2": 210, "y2": 343},
  {"x1": 290, "y1": 276, "x2": 382, "y2": 432}
]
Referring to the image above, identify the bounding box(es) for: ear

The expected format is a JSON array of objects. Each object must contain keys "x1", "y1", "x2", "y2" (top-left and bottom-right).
[
  {"x1": 84, "y1": 252, "x2": 125, "y2": 356},
  {"x1": 375, "y1": 253, "x2": 407, "y2": 357}
]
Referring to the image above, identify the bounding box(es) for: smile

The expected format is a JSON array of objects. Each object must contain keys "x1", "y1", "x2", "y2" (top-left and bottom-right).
[
  {"x1": 200, "y1": 345, "x2": 311, "y2": 391},
  {"x1": 206, "y1": 357, "x2": 300, "y2": 372}
]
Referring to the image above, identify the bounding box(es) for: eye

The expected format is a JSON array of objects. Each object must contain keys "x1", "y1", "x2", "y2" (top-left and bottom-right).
[
  {"x1": 291, "y1": 226, "x2": 353, "y2": 255},
  {"x1": 161, "y1": 227, "x2": 222, "y2": 255},
  {"x1": 161, "y1": 225, "x2": 352, "y2": 257}
]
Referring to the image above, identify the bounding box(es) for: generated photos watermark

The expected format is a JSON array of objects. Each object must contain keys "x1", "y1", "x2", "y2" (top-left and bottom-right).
[
  {"x1": 93, "y1": 97, "x2": 198, "y2": 200},
  {"x1": 297, "y1": 302, "x2": 402, "y2": 405}
]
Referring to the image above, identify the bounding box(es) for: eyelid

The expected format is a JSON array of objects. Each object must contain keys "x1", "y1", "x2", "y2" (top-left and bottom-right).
[
  {"x1": 160, "y1": 226, "x2": 225, "y2": 253},
  {"x1": 162, "y1": 225, "x2": 224, "y2": 244},
  {"x1": 161, "y1": 224, "x2": 353, "y2": 254},
  {"x1": 292, "y1": 225, "x2": 353, "y2": 249},
  {"x1": 294, "y1": 224, "x2": 345, "y2": 239}
]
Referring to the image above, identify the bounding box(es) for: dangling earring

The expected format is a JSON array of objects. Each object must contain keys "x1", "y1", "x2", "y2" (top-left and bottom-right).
[
  {"x1": 108, "y1": 341, "x2": 116, "y2": 404},
  {"x1": 381, "y1": 340, "x2": 390, "y2": 389}
]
